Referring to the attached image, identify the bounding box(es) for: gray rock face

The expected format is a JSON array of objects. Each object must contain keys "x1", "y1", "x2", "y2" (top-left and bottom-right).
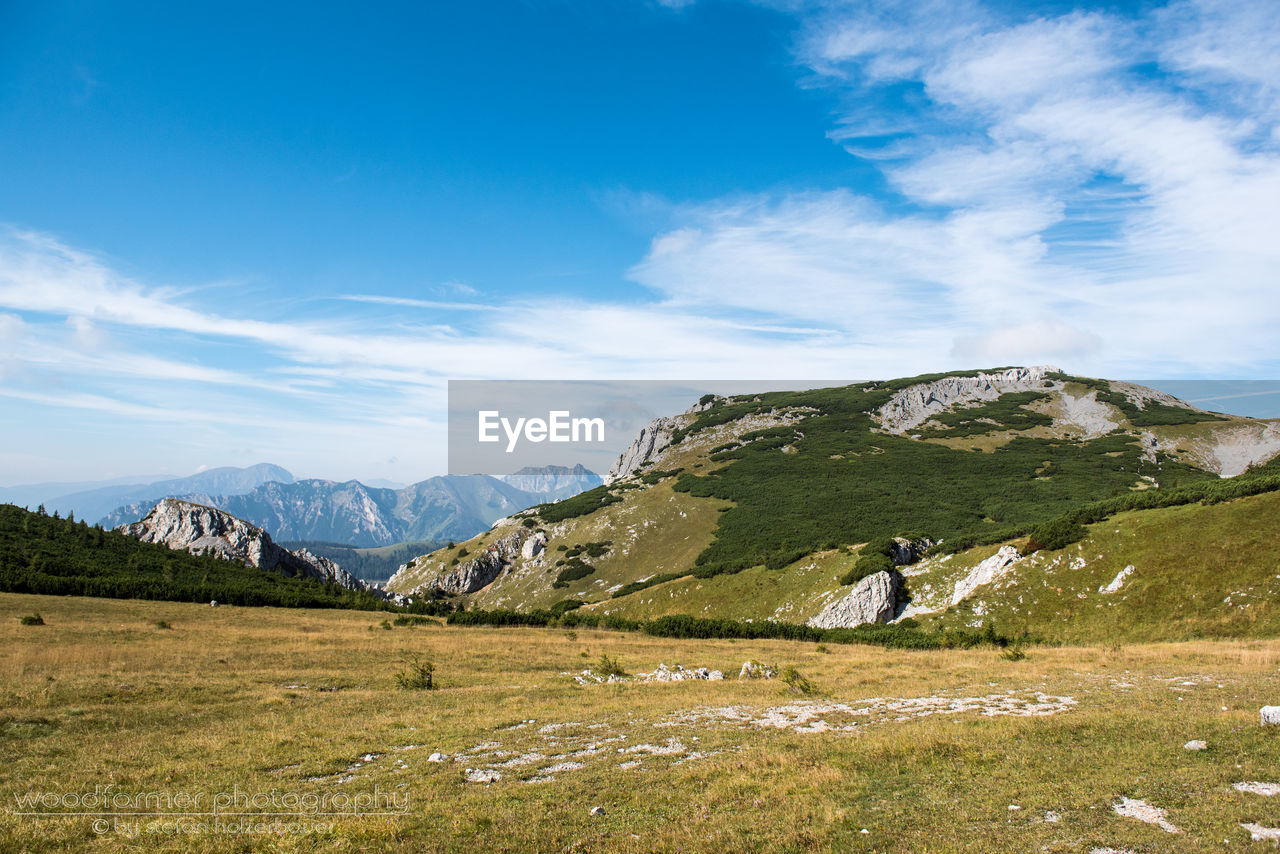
[
  {"x1": 118, "y1": 498, "x2": 373, "y2": 595},
  {"x1": 520, "y1": 531, "x2": 547, "y2": 560},
  {"x1": 951, "y1": 545, "x2": 1022, "y2": 605},
  {"x1": 808, "y1": 571, "x2": 898, "y2": 628},
  {"x1": 605, "y1": 416, "x2": 679, "y2": 483},
  {"x1": 432, "y1": 527, "x2": 534, "y2": 595},
  {"x1": 875, "y1": 366, "x2": 1058, "y2": 434},
  {"x1": 738, "y1": 661, "x2": 777, "y2": 680},
  {"x1": 890, "y1": 536, "x2": 937, "y2": 566}
]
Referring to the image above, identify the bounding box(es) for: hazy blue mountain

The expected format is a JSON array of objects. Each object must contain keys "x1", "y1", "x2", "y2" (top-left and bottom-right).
[
  {"x1": 13, "y1": 464, "x2": 295, "y2": 524},
  {"x1": 102, "y1": 470, "x2": 600, "y2": 548},
  {"x1": 501, "y1": 464, "x2": 603, "y2": 500}
]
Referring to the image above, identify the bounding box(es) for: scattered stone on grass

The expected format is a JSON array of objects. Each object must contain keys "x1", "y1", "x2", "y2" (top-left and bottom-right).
[
  {"x1": 1235, "y1": 781, "x2": 1280, "y2": 796},
  {"x1": 1112, "y1": 797, "x2": 1179, "y2": 833}
]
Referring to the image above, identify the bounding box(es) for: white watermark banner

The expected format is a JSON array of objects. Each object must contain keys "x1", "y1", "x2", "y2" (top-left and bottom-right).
[
  {"x1": 447, "y1": 380, "x2": 837, "y2": 476},
  {"x1": 446, "y1": 378, "x2": 1280, "y2": 477}
]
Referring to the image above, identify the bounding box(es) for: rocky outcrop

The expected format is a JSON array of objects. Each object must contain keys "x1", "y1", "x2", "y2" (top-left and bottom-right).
[
  {"x1": 890, "y1": 536, "x2": 937, "y2": 566},
  {"x1": 1053, "y1": 389, "x2": 1121, "y2": 438},
  {"x1": 426, "y1": 527, "x2": 534, "y2": 595},
  {"x1": 520, "y1": 531, "x2": 547, "y2": 560},
  {"x1": 951, "y1": 545, "x2": 1021, "y2": 605},
  {"x1": 118, "y1": 498, "x2": 374, "y2": 595},
  {"x1": 635, "y1": 663, "x2": 724, "y2": 682},
  {"x1": 875, "y1": 366, "x2": 1058, "y2": 434},
  {"x1": 808, "y1": 571, "x2": 899, "y2": 628},
  {"x1": 738, "y1": 661, "x2": 777, "y2": 680},
  {"x1": 605, "y1": 416, "x2": 681, "y2": 483}
]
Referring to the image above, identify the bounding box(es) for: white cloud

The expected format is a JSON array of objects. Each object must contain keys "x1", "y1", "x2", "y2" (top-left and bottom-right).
[
  {"x1": 627, "y1": 0, "x2": 1280, "y2": 378},
  {"x1": 5, "y1": 0, "x2": 1280, "y2": 481}
]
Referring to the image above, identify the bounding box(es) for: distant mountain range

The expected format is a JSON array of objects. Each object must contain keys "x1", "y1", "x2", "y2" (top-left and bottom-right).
[
  {"x1": 93, "y1": 465, "x2": 602, "y2": 548},
  {"x1": 1, "y1": 463, "x2": 294, "y2": 524}
]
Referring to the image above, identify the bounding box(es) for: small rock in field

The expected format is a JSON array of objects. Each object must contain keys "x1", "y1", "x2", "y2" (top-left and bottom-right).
[
  {"x1": 590, "y1": 806, "x2": 605, "y2": 816},
  {"x1": 1112, "y1": 797, "x2": 1179, "y2": 833},
  {"x1": 1242, "y1": 822, "x2": 1280, "y2": 841},
  {"x1": 1261, "y1": 706, "x2": 1280, "y2": 725},
  {"x1": 427, "y1": 753, "x2": 447, "y2": 762},
  {"x1": 1234, "y1": 781, "x2": 1280, "y2": 796},
  {"x1": 1184, "y1": 740, "x2": 1208, "y2": 751}
]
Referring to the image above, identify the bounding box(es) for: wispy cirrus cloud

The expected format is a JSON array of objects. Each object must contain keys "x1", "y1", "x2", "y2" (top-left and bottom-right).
[
  {"x1": 627, "y1": 0, "x2": 1280, "y2": 377},
  {"x1": 3, "y1": 0, "x2": 1280, "y2": 482}
]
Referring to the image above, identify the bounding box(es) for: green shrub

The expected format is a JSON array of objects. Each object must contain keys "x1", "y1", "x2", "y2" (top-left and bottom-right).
[
  {"x1": 552, "y1": 560, "x2": 595, "y2": 588},
  {"x1": 1001, "y1": 645, "x2": 1027, "y2": 662},
  {"x1": 20, "y1": 613, "x2": 43, "y2": 626},
  {"x1": 154, "y1": 619, "x2": 172, "y2": 629},
  {"x1": 1027, "y1": 517, "x2": 1086, "y2": 552},
  {"x1": 395, "y1": 656, "x2": 435, "y2": 690},
  {"x1": 611, "y1": 572, "x2": 686, "y2": 598},
  {"x1": 839, "y1": 539, "x2": 897, "y2": 586},
  {"x1": 780, "y1": 666, "x2": 818, "y2": 696},
  {"x1": 392, "y1": 615, "x2": 436, "y2": 627},
  {"x1": 534, "y1": 485, "x2": 622, "y2": 523},
  {"x1": 595, "y1": 653, "x2": 627, "y2": 679}
]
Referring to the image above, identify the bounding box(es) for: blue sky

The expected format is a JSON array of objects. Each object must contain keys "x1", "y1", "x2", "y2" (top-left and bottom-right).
[{"x1": 1, "y1": 0, "x2": 1278, "y2": 483}]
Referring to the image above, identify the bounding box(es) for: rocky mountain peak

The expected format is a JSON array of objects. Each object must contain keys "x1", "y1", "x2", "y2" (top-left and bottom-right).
[
  {"x1": 875, "y1": 366, "x2": 1060, "y2": 434},
  {"x1": 118, "y1": 498, "x2": 374, "y2": 596}
]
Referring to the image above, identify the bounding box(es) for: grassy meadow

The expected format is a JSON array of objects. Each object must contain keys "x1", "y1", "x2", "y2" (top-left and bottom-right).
[{"x1": 6, "y1": 593, "x2": 1280, "y2": 851}]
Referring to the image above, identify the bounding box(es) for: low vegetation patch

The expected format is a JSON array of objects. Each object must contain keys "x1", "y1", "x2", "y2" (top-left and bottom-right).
[
  {"x1": 449, "y1": 608, "x2": 1011, "y2": 650},
  {"x1": 394, "y1": 655, "x2": 436, "y2": 690},
  {"x1": 534, "y1": 485, "x2": 623, "y2": 523}
]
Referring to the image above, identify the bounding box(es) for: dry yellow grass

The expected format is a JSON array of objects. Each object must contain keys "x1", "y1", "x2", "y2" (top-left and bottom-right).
[{"x1": 5, "y1": 592, "x2": 1280, "y2": 852}]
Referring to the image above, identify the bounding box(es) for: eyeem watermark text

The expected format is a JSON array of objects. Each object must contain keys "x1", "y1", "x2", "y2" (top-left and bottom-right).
[{"x1": 477, "y1": 410, "x2": 604, "y2": 453}]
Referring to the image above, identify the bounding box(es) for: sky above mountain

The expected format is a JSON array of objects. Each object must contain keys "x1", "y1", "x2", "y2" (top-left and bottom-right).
[{"x1": 1, "y1": 0, "x2": 1278, "y2": 483}]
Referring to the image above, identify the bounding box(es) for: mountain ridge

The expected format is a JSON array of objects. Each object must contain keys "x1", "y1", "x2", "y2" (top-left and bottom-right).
[
  {"x1": 385, "y1": 368, "x2": 1280, "y2": 640},
  {"x1": 102, "y1": 467, "x2": 603, "y2": 548}
]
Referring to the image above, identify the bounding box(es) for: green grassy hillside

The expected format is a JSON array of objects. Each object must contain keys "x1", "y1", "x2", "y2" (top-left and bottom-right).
[{"x1": 386, "y1": 368, "x2": 1280, "y2": 640}]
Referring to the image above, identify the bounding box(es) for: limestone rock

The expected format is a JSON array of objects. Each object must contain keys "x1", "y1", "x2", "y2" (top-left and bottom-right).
[
  {"x1": 808, "y1": 571, "x2": 897, "y2": 628},
  {"x1": 429, "y1": 527, "x2": 535, "y2": 595},
  {"x1": 875, "y1": 366, "x2": 1058, "y2": 434},
  {"x1": 738, "y1": 661, "x2": 777, "y2": 680},
  {"x1": 118, "y1": 498, "x2": 374, "y2": 596},
  {"x1": 890, "y1": 536, "x2": 937, "y2": 566},
  {"x1": 520, "y1": 531, "x2": 547, "y2": 560},
  {"x1": 1100, "y1": 565, "x2": 1134, "y2": 594},
  {"x1": 951, "y1": 546, "x2": 1022, "y2": 605},
  {"x1": 637, "y1": 663, "x2": 724, "y2": 682},
  {"x1": 605, "y1": 415, "x2": 679, "y2": 483},
  {"x1": 1183, "y1": 740, "x2": 1208, "y2": 751},
  {"x1": 1261, "y1": 706, "x2": 1280, "y2": 726}
]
